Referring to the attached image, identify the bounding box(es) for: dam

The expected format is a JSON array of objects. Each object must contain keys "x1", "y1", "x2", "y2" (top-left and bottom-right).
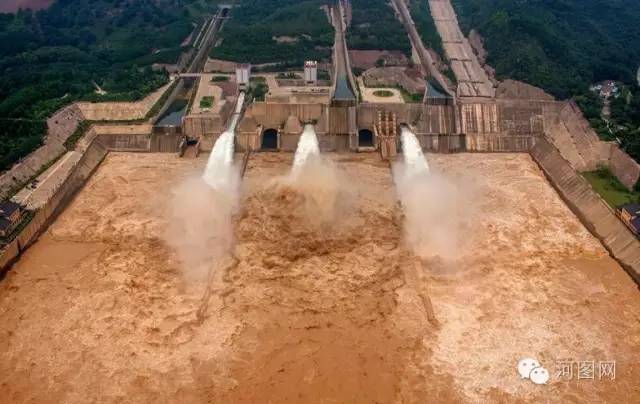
[{"x1": 1, "y1": 1, "x2": 639, "y2": 402}]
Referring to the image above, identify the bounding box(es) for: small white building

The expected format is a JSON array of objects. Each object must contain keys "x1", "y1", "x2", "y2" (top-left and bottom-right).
[
  {"x1": 236, "y1": 64, "x2": 251, "y2": 89},
  {"x1": 304, "y1": 61, "x2": 318, "y2": 85}
]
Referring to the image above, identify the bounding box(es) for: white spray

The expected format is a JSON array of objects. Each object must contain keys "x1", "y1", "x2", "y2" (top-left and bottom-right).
[
  {"x1": 292, "y1": 124, "x2": 321, "y2": 177},
  {"x1": 400, "y1": 125, "x2": 430, "y2": 179},
  {"x1": 164, "y1": 92, "x2": 245, "y2": 280},
  {"x1": 394, "y1": 125, "x2": 470, "y2": 262},
  {"x1": 275, "y1": 123, "x2": 354, "y2": 228},
  {"x1": 202, "y1": 91, "x2": 245, "y2": 191}
]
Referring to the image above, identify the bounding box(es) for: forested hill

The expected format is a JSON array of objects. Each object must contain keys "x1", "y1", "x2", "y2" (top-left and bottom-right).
[
  {"x1": 0, "y1": 0, "x2": 213, "y2": 172},
  {"x1": 212, "y1": 0, "x2": 334, "y2": 65},
  {"x1": 453, "y1": 0, "x2": 640, "y2": 99}
]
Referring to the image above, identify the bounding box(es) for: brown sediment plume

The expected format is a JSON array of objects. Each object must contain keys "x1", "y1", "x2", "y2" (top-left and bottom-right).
[
  {"x1": 393, "y1": 159, "x2": 482, "y2": 264},
  {"x1": 1, "y1": 153, "x2": 639, "y2": 403},
  {"x1": 211, "y1": 153, "x2": 450, "y2": 403},
  {"x1": 162, "y1": 175, "x2": 238, "y2": 282}
]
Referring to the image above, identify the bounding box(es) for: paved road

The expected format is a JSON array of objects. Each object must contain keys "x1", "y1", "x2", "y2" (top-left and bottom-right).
[
  {"x1": 331, "y1": 3, "x2": 356, "y2": 102},
  {"x1": 188, "y1": 8, "x2": 227, "y2": 74},
  {"x1": 390, "y1": 0, "x2": 453, "y2": 97}
]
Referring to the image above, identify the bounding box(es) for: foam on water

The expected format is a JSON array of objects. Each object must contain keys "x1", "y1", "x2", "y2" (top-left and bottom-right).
[
  {"x1": 400, "y1": 125, "x2": 430, "y2": 179},
  {"x1": 292, "y1": 124, "x2": 320, "y2": 176}
]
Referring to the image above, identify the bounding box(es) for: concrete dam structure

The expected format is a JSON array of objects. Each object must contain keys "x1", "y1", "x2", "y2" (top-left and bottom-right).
[{"x1": 227, "y1": 84, "x2": 548, "y2": 155}]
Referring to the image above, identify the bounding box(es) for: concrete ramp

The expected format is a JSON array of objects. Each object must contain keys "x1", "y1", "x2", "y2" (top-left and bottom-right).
[
  {"x1": 428, "y1": 0, "x2": 494, "y2": 98},
  {"x1": 531, "y1": 138, "x2": 640, "y2": 284}
]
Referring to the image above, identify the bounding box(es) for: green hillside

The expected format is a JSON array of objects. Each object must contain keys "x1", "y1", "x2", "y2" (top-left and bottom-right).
[
  {"x1": 212, "y1": 0, "x2": 334, "y2": 65},
  {"x1": 452, "y1": 0, "x2": 640, "y2": 99},
  {"x1": 453, "y1": 0, "x2": 640, "y2": 161},
  {"x1": 347, "y1": 0, "x2": 411, "y2": 55},
  {"x1": 0, "y1": 0, "x2": 215, "y2": 171}
]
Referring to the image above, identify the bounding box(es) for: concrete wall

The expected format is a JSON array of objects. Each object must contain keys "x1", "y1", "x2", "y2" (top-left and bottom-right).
[
  {"x1": 183, "y1": 101, "x2": 233, "y2": 139},
  {"x1": 544, "y1": 101, "x2": 609, "y2": 172},
  {"x1": 280, "y1": 134, "x2": 301, "y2": 152},
  {"x1": 329, "y1": 105, "x2": 357, "y2": 137},
  {"x1": 79, "y1": 83, "x2": 171, "y2": 122},
  {"x1": 0, "y1": 104, "x2": 85, "y2": 199},
  {"x1": 531, "y1": 138, "x2": 640, "y2": 284},
  {"x1": 98, "y1": 134, "x2": 151, "y2": 152},
  {"x1": 0, "y1": 240, "x2": 19, "y2": 274},
  {"x1": 466, "y1": 134, "x2": 538, "y2": 152},
  {"x1": 150, "y1": 133, "x2": 182, "y2": 153},
  {"x1": 459, "y1": 99, "x2": 548, "y2": 136},
  {"x1": 244, "y1": 102, "x2": 327, "y2": 131},
  {"x1": 0, "y1": 136, "x2": 108, "y2": 274},
  {"x1": 236, "y1": 129, "x2": 261, "y2": 152},
  {"x1": 316, "y1": 134, "x2": 350, "y2": 152},
  {"x1": 609, "y1": 145, "x2": 640, "y2": 189},
  {"x1": 47, "y1": 104, "x2": 85, "y2": 143},
  {"x1": 544, "y1": 101, "x2": 638, "y2": 189},
  {"x1": 357, "y1": 103, "x2": 455, "y2": 135},
  {"x1": 0, "y1": 82, "x2": 173, "y2": 200}
]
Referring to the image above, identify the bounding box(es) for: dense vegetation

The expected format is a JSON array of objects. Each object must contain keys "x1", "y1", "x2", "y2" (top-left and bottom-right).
[
  {"x1": 0, "y1": 120, "x2": 46, "y2": 171},
  {"x1": 453, "y1": 0, "x2": 640, "y2": 98},
  {"x1": 0, "y1": 0, "x2": 214, "y2": 172},
  {"x1": 347, "y1": 0, "x2": 411, "y2": 55},
  {"x1": 409, "y1": 0, "x2": 444, "y2": 57},
  {"x1": 453, "y1": 0, "x2": 640, "y2": 162},
  {"x1": 212, "y1": 0, "x2": 334, "y2": 65},
  {"x1": 576, "y1": 83, "x2": 640, "y2": 162}
]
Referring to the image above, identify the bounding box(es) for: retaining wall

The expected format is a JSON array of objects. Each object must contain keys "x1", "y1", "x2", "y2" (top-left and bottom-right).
[
  {"x1": 98, "y1": 134, "x2": 151, "y2": 152},
  {"x1": 531, "y1": 138, "x2": 640, "y2": 284},
  {"x1": 0, "y1": 136, "x2": 108, "y2": 274},
  {"x1": 544, "y1": 101, "x2": 638, "y2": 189},
  {"x1": 182, "y1": 101, "x2": 233, "y2": 139},
  {"x1": 150, "y1": 133, "x2": 182, "y2": 152},
  {"x1": 247, "y1": 102, "x2": 327, "y2": 130},
  {"x1": 466, "y1": 134, "x2": 538, "y2": 152},
  {"x1": 280, "y1": 134, "x2": 301, "y2": 152},
  {"x1": 79, "y1": 83, "x2": 171, "y2": 122},
  {"x1": 609, "y1": 145, "x2": 640, "y2": 189},
  {"x1": 357, "y1": 103, "x2": 455, "y2": 135},
  {"x1": 0, "y1": 240, "x2": 19, "y2": 274},
  {"x1": 0, "y1": 104, "x2": 84, "y2": 199},
  {"x1": 1, "y1": 83, "x2": 172, "y2": 200}
]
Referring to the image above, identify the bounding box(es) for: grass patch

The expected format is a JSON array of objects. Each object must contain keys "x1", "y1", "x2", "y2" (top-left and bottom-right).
[
  {"x1": 317, "y1": 69, "x2": 330, "y2": 81},
  {"x1": 212, "y1": 0, "x2": 334, "y2": 64},
  {"x1": 145, "y1": 80, "x2": 178, "y2": 120},
  {"x1": 582, "y1": 167, "x2": 640, "y2": 207},
  {"x1": 199, "y1": 96, "x2": 215, "y2": 108},
  {"x1": 247, "y1": 82, "x2": 269, "y2": 102},
  {"x1": 276, "y1": 72, "x2": 302, "y2": 79},
  {"x1": 347, "y1": 0, "x2": 411, "y2": 55},
  {"x1": 373, "y1": 90, "x2": 394, "y2": 97},
  {"x1": 211, "y1": 76, "x2": 230, "y2": 82},
  {"x1": 64, "y1": 121, "x2": 91, "y2": 151},
  {"x1": 362, "y1": 81, "x2": 423, "y2": 103}
]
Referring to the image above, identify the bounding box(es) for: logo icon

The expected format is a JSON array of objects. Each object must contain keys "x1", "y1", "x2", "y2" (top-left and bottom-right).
[{"x1": 517, "y1": 357, "x2": 549, "y2": 385}]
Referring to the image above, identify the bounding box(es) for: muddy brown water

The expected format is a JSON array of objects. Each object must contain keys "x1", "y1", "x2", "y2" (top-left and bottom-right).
[{"x1": 0, "y1": 152, "x2": 638, "y2": 403}]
